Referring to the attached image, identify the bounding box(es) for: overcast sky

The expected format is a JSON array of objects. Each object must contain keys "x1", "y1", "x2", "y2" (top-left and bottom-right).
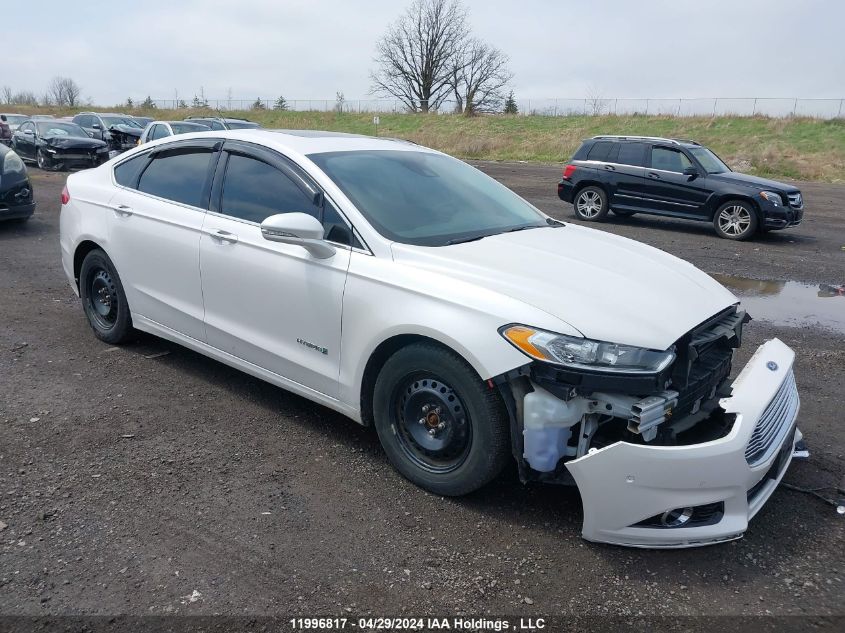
[{"x1": 5, "y1": 0, "x2": 843, "y2": 106}]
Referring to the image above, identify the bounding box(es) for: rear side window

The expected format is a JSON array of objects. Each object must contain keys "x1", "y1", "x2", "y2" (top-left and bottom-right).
[
  {"x1": 137, "y1": 148, "x2": 213, "y2": 208},
  {"x1": 114, "y1": 153, "x2": 148, "y2": 187},
  {"x1": 586, "y1": 141, "x2": 613, "y2": 162},
  {"x1": 220, "y1": 153, "x2": 316, "y2": 223},
  {"x1": 615, "y1": 142, "x2": 647, "y2": 167}
]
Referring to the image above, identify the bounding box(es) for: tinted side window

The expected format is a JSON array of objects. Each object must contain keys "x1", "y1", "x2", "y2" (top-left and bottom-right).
[
  {"x1": 137, "y1": 148, "x2": 213, "y2": 207},
  {"x1": 220, "y1": 153, "x2": 316, "y2": 223},
  {"x1": 616, "y1": 142, "x2": 647, "y2": 167},
  {"x1": 650, "y1": 147, "x2": 692, "y2": 173},
  {"x1": 586, "y1": 141, "x2": 612, "y2": 162},
  {"x1": 322, "y1": 200, "x2": 352, "y2": 245},
  {"x1": 151, "y1": 125, "x2": 169, "y2": 140},
  {"x1": 114, "y1": 153, "x2": 149, "y2": 188}
]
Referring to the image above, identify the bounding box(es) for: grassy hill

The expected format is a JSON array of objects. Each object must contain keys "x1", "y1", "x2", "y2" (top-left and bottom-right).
[{"x1": 19, "y1": 107, "x2": 845, "y2": 182}]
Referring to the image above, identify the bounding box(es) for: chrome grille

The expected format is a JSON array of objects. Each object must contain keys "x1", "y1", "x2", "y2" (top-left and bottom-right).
[
  {"x1": 745, "y1": 371, "x2": 799, "y2": 466},
  {"x1": 787, "y1": 192, "x2": 803, "y2": 209}
]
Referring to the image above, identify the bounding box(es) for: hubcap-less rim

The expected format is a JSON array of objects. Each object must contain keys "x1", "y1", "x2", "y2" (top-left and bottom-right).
[
  {"x1": 718, "y1": 205, "x2": 751, "y2": 236},
  {"x1": 576, "y1": 191, "x2": 602, "y2": 218},
  {"x1": 37, "y1": 151, "x2": 45, "y2": 169},
  {"x1": 87, "y1": 268, "x2": 118, "y2": 329},
  {"x1": 391, "y1": 374, "x2": 471, "y2": 473}
]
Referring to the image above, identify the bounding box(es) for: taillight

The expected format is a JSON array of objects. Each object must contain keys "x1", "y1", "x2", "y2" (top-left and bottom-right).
[
  {"x1": 61, "y1": 186, "x2": 70, "y2": 205},
  {"x1": 563, "y1": 165, "x2": 577, "y2": 179}
]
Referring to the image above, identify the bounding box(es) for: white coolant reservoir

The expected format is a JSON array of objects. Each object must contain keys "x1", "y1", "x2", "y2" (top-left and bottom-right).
[{"x1": 523, "y1": 386, "x2": 588, "y2": 472}]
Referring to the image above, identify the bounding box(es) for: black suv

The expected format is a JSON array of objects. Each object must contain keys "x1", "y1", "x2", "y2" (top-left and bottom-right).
[{"x1": 558, "y1": 136, "x2": 804, "y2": 240}]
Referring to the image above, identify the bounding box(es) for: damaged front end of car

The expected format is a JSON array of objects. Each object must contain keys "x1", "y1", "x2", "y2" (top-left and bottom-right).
[
  {"x1": 494, "y1": 307, "x2": 801, "y2": 548},
  {"x1": 104, "y1": 125, "x2": 142, "y2": 153}
]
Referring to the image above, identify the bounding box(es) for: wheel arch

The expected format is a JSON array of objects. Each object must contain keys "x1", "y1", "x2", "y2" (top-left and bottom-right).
[
  {"x1": 708, "y1": 193, "x2": 764, "y2": 223},
  {"x1": 359, "y1": 334, "x2": 484, "y2": 427},
  {"x1": 73, "y1": 240, "x2": 105, "y2": 291},
  {"x1": 571, "y1": 180, "x2": 608, "y2": 204}
]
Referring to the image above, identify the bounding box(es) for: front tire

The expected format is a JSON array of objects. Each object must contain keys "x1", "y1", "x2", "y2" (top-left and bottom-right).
[
  {"x1": 79, "y1": 249, "x2": 133, "y2": 344},
  {"x1": 36, "y1": 149, "x2": 53, "y2": 171},
  {"x1": 372, "y1": 343, "x2": 511, "y2": 496},
  {"x1": 713, "y1": 200, "x2": 758, "y2": 240},
  {"x1": 573, "y1": 186, "x2": 609, "y2": 221}
]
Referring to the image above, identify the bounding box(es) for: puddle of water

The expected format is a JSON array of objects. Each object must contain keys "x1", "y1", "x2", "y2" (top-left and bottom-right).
[{"x1": 710, "y1": 274, "x2": 845, "y2": 334}]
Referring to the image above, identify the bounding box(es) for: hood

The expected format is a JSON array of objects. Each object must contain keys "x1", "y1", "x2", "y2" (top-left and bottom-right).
[
  {"x1": 108, "y1": 124, "x2": 142, "y2": 137},
  {"x1": 390, "y1": 225, "x2": 738, "y2": 351},
  {"x1": 709, "y1": 171, "x2": 799, "y2": 193},
  {"x1": 43, "y1": 135, "x2": 107, "y2": 150}
]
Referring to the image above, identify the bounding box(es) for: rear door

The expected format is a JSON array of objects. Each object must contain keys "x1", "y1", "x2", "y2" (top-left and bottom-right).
[
  {"x1": 604, "y1": 141, "x2": 649, "y2": 212},
  {"x1": 643, "y1": 145, "x2": 710, "y2": 217},
  {"x1": 107, "y1": 139, "x2": 221, "y2": 340},
  {"x1": 198, "y1": 141, "x2": 352, "y2": 397}
]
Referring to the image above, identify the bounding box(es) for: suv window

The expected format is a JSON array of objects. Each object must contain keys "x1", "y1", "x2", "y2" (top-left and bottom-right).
[
  {"x1": 615, "y1": 142, "x2": 648, "y2": 167},
  {"x1": 114, "y1": 153, "x2": 149, "y2": 187},
  {"x1": 586, "y1": 141, "x2": 613, "y2": 162},
  {"x1": 650, "y1": 146, "x2": 693, "y2": 173},
  {"x1": 137, "y1": 147, "x2": 214, "y2": 207},
  {"x1": 220, "y1": 153, "x2": 317, "y2": 224}
]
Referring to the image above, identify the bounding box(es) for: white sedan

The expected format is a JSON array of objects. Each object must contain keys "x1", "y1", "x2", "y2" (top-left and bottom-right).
[{"x1": 59, "y1": 129, "x2": 801, "y2": 548}]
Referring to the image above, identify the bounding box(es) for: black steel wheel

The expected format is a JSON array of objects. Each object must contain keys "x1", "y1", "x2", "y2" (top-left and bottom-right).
[
  {"x1": 79, "y1": 249, "x2": 133, "y2": 344},
  {"x1": 373, "y1": 342, "x2": 511, "y2": 496},
  {"x1": 36, "y1": 149, "x2": 52, "y2": 170}
]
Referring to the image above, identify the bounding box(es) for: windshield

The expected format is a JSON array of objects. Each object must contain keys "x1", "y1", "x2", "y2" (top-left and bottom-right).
[
  {"x1": 225, "y1": 120, "x2": 259, "y2": 129},
  {"x1": 689, "y1": 147, "x2": 730, "y2": 174},
  {"x1": 102, "y1": 116, "x2": 142, "y2": 128},
  {"x1": 309, "y1": 150, "x2": 549, "y2": 246},
  {"x1": 36, "y1": 122, "x2": 88, "y2": 138}
]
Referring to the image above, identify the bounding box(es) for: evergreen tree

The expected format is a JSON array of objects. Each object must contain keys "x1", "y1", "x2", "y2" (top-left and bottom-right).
[{"x1": 503, "y1": 90, "x2": 518, "y2": 114}]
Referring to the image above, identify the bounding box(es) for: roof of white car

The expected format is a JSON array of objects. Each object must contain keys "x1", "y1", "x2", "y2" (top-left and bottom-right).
[{"x1": 212, "y1": 128, "x2": 431, "y2": 156}]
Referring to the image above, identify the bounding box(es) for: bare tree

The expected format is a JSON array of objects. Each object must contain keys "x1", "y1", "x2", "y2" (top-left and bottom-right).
[
  {"x1": 46, "y1": 76, "x2": 82, "y2": 107},
  {"x1": 585, "y1": 87, "x2": 607, "y2": 116},
  {"x1": 1, "y1": 86, "x2": 12, "y2": 104},
  {"x1": 450, "y1": 38, "x2": 511, "y2": 115},
  {"x1": 370, "y1": 0, "x2": 468, "y2": 113},
  {"x1": 11, "y1": 91, "x2": 39, "y2": 106}
]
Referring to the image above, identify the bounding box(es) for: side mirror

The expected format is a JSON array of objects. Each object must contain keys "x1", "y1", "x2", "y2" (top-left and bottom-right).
[
  {"x1": 260, "y1": 212, "x2": 336, "y2": 259},
  {"x1": 23, "y1": 129, "x2": 34, "y2": 135},
  {"x1": 92, "y1": 123, "x2": 101, "y2": 130},
  {"x1": 683, "y1": 166, "x2": 700, "y2": 177}
]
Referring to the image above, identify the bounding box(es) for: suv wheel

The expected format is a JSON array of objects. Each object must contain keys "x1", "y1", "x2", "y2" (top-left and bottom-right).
[
  {"x1": 372, "y1": 343, "x2": 511, "y2": 496},
  {"x1": 573, "y1": 186, "x2": 609, "y2": 221},
  {"x1": 713, "y1": 201, "x2": 758, "y2": 240}
]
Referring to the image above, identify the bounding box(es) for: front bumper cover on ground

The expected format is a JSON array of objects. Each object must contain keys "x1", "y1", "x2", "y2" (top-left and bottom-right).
[{"x1": 565, "y1": 338, "x2": 800, "y2": 548}]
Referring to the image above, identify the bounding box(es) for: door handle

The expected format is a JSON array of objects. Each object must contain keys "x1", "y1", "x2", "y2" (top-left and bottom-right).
[
  {"x1": 112, "y1": 204, "x2": 133, "y2": 216},
  {"x1": 603, "y1": 164, "x2": 616, "y2": 171},
  {"x1": 208, "y1": 229, "x2": 239, "y2": 244},
  {"x1": 647, "y1": 172, "x2": 661, "y2": 179}
]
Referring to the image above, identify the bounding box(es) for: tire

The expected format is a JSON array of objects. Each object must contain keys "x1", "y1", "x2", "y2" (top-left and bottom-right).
[
  {"x1": 713, "y1": 200, "x2": 758, "y2": 240},
  {"x1": 573, "y1": 186, "x2": 609, "y2": 221},
  {"x1": 611, "y1": 208, "x2": 636, "y2": 217},
  {"x1": 372, "y1": 342, "x2": 511, "y2": 496},
  {"x1": 79, "y1": 249, "x2": 133, "y2": 344},
  {"x1": 36, "y1": 148, "x2": 52, "y2": 171}
]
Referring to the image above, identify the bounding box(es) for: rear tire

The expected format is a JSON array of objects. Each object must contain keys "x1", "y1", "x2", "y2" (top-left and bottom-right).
[
  {"x1": 713, "y1": 200, "x2": 758, "y2": 240},
  {"x1": 372, "y1": 343, "x2": 511, "y2": 496},
  {"x1": 79, "y1": 249, "x2": 133, "y2": 344},
  {"x1": 573, "y1": 186, "x2": 609, "y2": 221}
]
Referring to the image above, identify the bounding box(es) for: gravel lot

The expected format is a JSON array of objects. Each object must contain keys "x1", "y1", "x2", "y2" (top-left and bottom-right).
[{"x1": 1, "y1": 164, "x2": 843, "y2": 619}]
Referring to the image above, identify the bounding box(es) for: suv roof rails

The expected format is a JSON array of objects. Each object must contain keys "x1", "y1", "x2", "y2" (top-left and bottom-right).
[{"x1": 591, "y1": 135, "x2": 700, "y2": 146}]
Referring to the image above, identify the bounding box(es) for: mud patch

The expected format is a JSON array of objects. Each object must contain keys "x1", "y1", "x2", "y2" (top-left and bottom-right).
[{"x1": 711, "y1": 274, "x2": 845, "y2": 334}]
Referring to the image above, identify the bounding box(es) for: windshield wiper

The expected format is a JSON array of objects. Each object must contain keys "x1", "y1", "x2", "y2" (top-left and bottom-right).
[{"x1": 445, "y1": 234, "x2": 493, "y2": 245}]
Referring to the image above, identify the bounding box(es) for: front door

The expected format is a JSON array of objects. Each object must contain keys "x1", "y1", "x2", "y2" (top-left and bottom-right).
[
  {"x1": 643, "y1": 145, "x2": 710, "y2": 217},
  {"x1": 199, "y1": 142, "x2": 351, "y2": 398}
]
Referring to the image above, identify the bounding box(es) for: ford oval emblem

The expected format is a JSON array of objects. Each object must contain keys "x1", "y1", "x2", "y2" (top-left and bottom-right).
[{"x1": 766, "y1": 361, "x2": 778, "y2": 371}]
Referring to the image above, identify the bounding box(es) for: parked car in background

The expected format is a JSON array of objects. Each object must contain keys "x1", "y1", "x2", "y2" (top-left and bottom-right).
[
  {"x1": 184, "y1": 116, "x2": 259, "y2": 130},
  {"x1": 1, "y1": 113, "x2": 29, "y2": 133},
  {"x1": 0, "y1": 116, "x2": 11, "y2": 146},
  {"x1": 131, "y1": 116, "x2": 154, "y2": 128},
  {"x1": 30, "y1": 115, "x2": 56, "y2": 120},
  {"x1": 0, "y1": 143, "x2": 35, "y2": 222},
  {"x1": 558, "y1": 136, "x2": 804, "y2": 240},
  {"x1": 72, "y1": 112, "x2": 144, "y2": 156},
  {"x1": 139, "y1": 120, "x2": 210, "y2": 144},
  {"x1": 12, "y1": 119, "x2": 109, "y2": 171},
  {"x1": 59, "y1": 130, "x2": 801, "y2": 548}
]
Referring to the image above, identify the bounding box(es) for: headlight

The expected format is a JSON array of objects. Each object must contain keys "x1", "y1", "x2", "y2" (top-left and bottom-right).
[
  {"x1": 500, "y1": 325, "x2": 675, "y2": 374},
  {"x1": 759, "y1": 191, "x2": 782, "y2": 206},
  {"x1": 2, "y1": 150, "x2": 24, "y2": 174}
]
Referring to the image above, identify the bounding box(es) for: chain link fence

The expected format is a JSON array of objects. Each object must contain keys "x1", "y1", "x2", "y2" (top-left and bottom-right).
[{"x1": 151, "y1": 97, "x2": 845, "y2": 118}]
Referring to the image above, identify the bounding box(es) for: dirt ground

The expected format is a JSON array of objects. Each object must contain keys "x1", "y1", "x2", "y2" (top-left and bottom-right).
[{"x1": 1, "y1": 163, "x2": 843, "y2": 620}]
